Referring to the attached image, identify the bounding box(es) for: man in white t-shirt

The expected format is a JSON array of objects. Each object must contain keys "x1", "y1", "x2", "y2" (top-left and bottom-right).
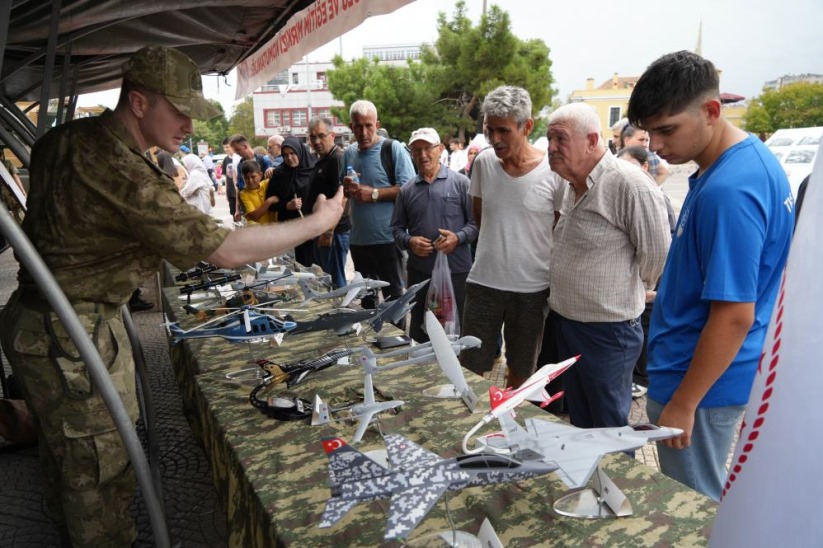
[{"x1": 459, "y1": 85, "x2": 565, "y2": 388}]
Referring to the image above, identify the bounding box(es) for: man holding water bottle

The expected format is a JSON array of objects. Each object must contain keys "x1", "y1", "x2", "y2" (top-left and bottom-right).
[{"x1": 341, "y1": 99, "x2": 415, "y2": 311}]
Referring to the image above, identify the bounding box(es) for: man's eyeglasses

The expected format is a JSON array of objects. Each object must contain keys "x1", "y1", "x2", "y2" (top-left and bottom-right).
[
  {"x1": 309, "y1": 132, "x2": 329, "y2": 141},
  {"x1": 409, "y1": 144, "x2": 440, "y2": 155}
]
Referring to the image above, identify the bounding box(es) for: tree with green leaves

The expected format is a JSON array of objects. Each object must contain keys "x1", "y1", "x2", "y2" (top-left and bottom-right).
[
  {"x1": 744, "y1": 82, "x2": 823, "y2": 134},
  {"x1": 190, "y1": 100, "x2": 229, "y2": 151},
  {"x1": 326, "y1": 1, "x2": 553, "y2": 143},
  {"x1": 228, "y1": 97, "x2": 265, "y2": 147}
]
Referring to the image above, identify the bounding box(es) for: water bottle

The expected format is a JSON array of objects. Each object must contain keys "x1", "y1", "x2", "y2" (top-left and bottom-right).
[{"x1": 346, "y1": 165, "x2": 360, "y2": 184}]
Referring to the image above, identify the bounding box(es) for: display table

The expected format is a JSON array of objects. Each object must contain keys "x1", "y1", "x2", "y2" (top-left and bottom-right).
[{"x1": 161, "y1": 274, "x2": 716, "y2": 547}]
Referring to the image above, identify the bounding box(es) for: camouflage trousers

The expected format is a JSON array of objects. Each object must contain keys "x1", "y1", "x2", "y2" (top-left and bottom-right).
[{"x1": 0, "y1": 290, "x2": 139, "y2": 547}]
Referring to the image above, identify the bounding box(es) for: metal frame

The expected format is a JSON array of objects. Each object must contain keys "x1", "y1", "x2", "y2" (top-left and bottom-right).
[{"x1": 0, "y1": 200, "x2": 171, "y2": 547}]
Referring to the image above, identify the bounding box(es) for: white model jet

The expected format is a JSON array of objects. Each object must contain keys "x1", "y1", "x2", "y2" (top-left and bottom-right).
[
  {"x1": 298, "y1": 271, "x2": 390, "y2": 307},
  {"x1": 473, "y1": 413, "x2": 683, "y2": 490},
  {"x1": 312, "y1": 347, "x2": 407, "y2": 443},
  {"x1": 319, "y1": 433, "x2": 556, "y2": 541},
  {"x1": 462, "y1": 355, "x2": 579, "y2": 453}
]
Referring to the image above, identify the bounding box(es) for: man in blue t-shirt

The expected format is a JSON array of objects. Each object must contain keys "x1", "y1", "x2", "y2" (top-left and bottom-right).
[
  {"x1": 628, "y1": 51, "x2": 794, "y2": 501},
  {"x1": 341, "y1": 99, "x2": 415, "y2": 310}
]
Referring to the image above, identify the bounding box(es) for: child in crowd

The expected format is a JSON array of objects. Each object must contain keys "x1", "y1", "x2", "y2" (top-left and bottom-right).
[{"x1": 239, "y1": 160, "x2": 279, "y2": 224}]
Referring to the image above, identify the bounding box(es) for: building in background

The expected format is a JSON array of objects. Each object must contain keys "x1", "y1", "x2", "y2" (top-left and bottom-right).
[
  {"x1": 252, "y1": 60, "x2": 348, "y2": 143},
  {"x1": 251, "y1": 44, "x2": 424, "y2": 144},
  {"x1": 568, "y1": 73, "x2": 639, "y2": 148},
  {"x1": 763, "y1": 73, "x2": 823, "y2": 92}
]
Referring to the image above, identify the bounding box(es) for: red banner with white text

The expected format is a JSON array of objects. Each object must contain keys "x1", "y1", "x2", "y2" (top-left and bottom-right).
[{"x1": 235, "y1": 0, "x2": 415, "y2": 99}]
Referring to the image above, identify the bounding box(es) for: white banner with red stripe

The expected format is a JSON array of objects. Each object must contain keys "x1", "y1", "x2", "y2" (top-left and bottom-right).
[
  {"x1": 235, "y1": 0, "x2": 415, "y2": 99},
  {"x1": 710, "y1": 139, "x2": 823, "y2": 546}
]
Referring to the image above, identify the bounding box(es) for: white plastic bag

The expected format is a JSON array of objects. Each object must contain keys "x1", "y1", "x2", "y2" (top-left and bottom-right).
[{"x1": 425, "y1": 251, "x2": 460, "y2": 339}]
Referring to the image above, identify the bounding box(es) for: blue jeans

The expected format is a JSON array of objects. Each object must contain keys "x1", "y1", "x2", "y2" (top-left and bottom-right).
[
  {"x1": 314, "y1": 232, "x2": 350, "y2": 289},
  {"x1": 555, "y1": 314, "x2": 643, "y2": 429},
  {"x1": 646, "y1": 397, "x2": 744, "y2": 501}
]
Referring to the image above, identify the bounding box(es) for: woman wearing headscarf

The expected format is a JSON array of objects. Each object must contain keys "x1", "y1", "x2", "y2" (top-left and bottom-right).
[
  {"x1": 265, "y1": 136, "x2": 317, "y2": 266},
  {"x1": 180, "y1": 153, "x2": 213, "y2": 214}
]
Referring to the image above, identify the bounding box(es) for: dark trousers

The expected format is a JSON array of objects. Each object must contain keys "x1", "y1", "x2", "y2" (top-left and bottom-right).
[
  {"x1": 460, "y1": 282, "x2": 550, "y2": 381},
  {"x1": 349, "y1": 243, "x2": 405, "y2": 308},
  {"x1": 407, "y1": 266, "x2": 468, "y2": 343},
  {"x1": 633, "y1": 301, "x2": 653, "y2": 386},
  {"x1": 314, "y1": 232, "x2": 351, "y2": 289},
  {"x1": 555, "y1": 313, "x2": 643, "y2": 428},
  {"x1": 537, "y1": 310, "x2": 565, "y2": 413},
  {"x1": 294, "y1": 241, "x2": 316, "y2": 270}
]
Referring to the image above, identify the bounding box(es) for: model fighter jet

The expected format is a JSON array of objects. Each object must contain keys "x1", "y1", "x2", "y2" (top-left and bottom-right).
[
  {"x1": 288, "y1": 278, "x2": 430, "y2": 336},
  {"x1": 298, "y1": 271, "x2": 390, "y2": 307},
  {"x1": 319, "y1": 433, "x2": 557, "y2": 541},
  {"x1": 472, "y1": 414, "x2": 683, "y2": 490}
]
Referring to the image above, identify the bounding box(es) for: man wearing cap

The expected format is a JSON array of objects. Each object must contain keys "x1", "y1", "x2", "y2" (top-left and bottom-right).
[
  {"x1": 391, "y1": 128, "x2": 477, "y2": 342},
  {"x1": 0, "y1": 46, "x2": 343, "y2": 547}
]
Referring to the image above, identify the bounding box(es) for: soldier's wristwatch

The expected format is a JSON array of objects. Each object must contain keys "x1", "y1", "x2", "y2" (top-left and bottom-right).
[{"x1": 371, "y1": 188, "x2": 379, "y2": 202}]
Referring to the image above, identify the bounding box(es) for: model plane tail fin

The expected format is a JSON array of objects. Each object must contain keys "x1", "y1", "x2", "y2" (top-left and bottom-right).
[
  {"x1": 322, "y1": 436, "x2": 386, "y2": 487},
  {"x1": 489, "y1": 385, "x2": 513, "y2": 412}
]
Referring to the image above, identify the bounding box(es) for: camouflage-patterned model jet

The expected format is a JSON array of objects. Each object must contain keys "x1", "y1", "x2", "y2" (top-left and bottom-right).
[
  {"x1": 472, "y1": 413, "x2": 683, "y2": 490},
  {"x1": 319, "y1": 433, "x2": 557, "y2": 541},
  {"x1": 298, "y1": 271, "x2": 390, "y2": 307}
]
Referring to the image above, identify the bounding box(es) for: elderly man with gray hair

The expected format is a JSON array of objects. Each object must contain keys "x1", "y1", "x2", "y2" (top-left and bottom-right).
[
  {"x1": 340, "y1": 99, "x2": 415, "y2": 311},
  {"x1": 459, "y1": 85, "x2": 566, "y2": 388},
  {"x1": 548, "y1": 102, "x2": 670, "y2": 430},
  {"x1": 265, "y1": 134, "x2": 285, "y2": 178}
]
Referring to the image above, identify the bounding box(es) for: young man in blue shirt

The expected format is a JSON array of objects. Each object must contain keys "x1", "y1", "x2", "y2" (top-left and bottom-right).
[{"x1": 628, "y1": 51, "x2": 794, "y2": 500}]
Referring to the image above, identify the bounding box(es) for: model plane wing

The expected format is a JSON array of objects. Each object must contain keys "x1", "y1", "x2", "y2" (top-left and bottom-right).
[
  {"x1": 341, "y1": 286, "x2": 361, "y2": 307},
  {"x1": 523, "y1": 418, "x2": 606, "y2": 489},
  {"x1": 384, "y1": 483, "x2": 449, "y2": 540},
  {"x1": 426, "y1": 311, "x2": 469, "y2": 394},
  {"x1": 384, "y1": 433, "x2": 441, "y2": 470},
  {"x1": 320, "y1": 497, "x2": 361, "y2": 529},
  {"x1": 323, "y1": 436, "x2": 387, "y2": 486}
]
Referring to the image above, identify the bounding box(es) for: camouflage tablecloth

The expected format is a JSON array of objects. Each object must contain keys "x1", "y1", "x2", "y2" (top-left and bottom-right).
[{"x1": 160, "y1": 271, "x2": 716, "y2": 547}]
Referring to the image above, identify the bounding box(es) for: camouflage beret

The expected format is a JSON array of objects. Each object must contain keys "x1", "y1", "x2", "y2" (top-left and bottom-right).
[{"x1": 123, "y1": 46, "x2": 219, "y2": 120}]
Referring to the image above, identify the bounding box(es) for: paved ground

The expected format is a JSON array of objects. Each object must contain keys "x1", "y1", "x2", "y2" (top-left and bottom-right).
[{"x1": 0, "y1": 167, "x2": 695, "y2": 545}]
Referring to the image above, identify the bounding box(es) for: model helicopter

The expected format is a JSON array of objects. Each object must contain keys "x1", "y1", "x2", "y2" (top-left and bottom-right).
[
  {"x1": 297, "y1": 271, "x2": 389, "y2": 307},
  {"x1": 165, "y1": 304, "x2": 296, "y2": 344},
  {"x1": 319, "y1": 433, "x2": 556, "y2": 541}
]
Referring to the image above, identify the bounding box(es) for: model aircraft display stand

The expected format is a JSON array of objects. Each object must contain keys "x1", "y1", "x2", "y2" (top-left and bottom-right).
[
  {"x1": 160, "y1": 262, "x2": 718, "y2": 547},
  {"x1": 553, "y1": 466, "x2": 633, "y2": 519}
]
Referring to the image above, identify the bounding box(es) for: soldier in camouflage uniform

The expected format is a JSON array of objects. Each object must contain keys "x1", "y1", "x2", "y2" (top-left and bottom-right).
[{"x1": 0, "y1": 46, "x2": 343, "y2": 547}]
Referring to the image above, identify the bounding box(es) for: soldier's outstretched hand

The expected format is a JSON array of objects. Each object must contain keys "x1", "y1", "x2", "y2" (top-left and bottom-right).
[{"x1": 312, "y1": 186, "x2": 345, "y2": 228}]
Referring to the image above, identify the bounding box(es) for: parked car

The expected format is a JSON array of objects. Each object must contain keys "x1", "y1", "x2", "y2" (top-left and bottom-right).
[{"x1": 765, "y1": 127, "x2": 823, "y2": 197}]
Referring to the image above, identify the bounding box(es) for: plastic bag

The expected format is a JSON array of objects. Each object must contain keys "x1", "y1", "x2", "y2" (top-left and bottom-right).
[{"x1": 425, "y1": 251, "x2": 460, "y2": 339}]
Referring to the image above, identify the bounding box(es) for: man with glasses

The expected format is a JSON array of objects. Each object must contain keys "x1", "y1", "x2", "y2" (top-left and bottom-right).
[
  {"x1": 341, "y1": 100, "x2": 415, "y2": 311},
  {"x1": 306, "y1": 117, "x2": 350, "y2": 288},
  {"x1": 391, "y1": 128, "x2": 477, "y2": 342},
  {"x1": 459, "y1": 86, "x2": 566, "y2": 388}
]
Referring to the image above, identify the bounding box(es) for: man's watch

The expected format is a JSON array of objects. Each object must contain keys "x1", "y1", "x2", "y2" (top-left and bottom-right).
[{"x1": 371, "y1": 188, "x2": 379, "y2": 202}]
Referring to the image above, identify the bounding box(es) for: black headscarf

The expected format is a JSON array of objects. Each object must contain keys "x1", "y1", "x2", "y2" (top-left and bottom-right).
[{"x1": 265, "y1": 136, "x2": 316, "y2": 220}]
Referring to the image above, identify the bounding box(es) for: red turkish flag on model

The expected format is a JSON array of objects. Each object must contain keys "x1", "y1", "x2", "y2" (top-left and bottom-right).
[{"x1": 710, "y1": 137, "x2": 823, "y2": 547}]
